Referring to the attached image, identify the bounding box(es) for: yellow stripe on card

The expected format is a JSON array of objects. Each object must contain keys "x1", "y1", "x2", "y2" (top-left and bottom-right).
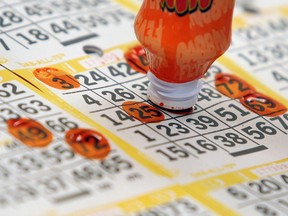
[
  {"x1": 114, "y1": 0, "x2": 140, "y2": 12},
  {"x1": 232, "y1": 16, "x2": 248, "y2": 29},
  {"x1": 278, "y1": 6, "x2": 288, "y2": 16},
  {"x1": 67, "y1": 185, "x2": 186, "y2": 216}
]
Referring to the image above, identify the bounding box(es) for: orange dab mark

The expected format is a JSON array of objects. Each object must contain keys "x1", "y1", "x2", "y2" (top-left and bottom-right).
[
  {"x1": 215, "y1": 73, "x2": 255, "y2": 99},
  {"x1": 124, "y1": 45, "x2": 149, "y2": 74},
  {"x1": 7, "y1": 118, "x2": 53, "y2": 147},
  {"x1": 33, "y1": 67, "x2": 80, "y2": 90},
  {"x1": 122, "y1": 101, "x2": 165, "y2": 123},
  {"x1": 240, "y1": 92, "x2": 287, "y2": 117},
  {"x1": 65, "y1": 128, "x2": 110, "y2": 159}
]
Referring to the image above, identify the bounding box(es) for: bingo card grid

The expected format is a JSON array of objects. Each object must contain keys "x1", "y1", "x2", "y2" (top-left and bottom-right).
[{"x1": 0, "y1": 73, "x2": 187, "y2": 215}]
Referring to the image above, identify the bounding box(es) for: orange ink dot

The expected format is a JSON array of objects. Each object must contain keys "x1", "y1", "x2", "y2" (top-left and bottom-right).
[
  {"x1": 33, "y1": 67, "x2": 80, "y2": 90},
  {"x1": 7, "y1": 118, "x2": 53, "y2": 147},
  {"x1": 65, "y1": 128, "x2": 110, "y2": 159},
  {"x1": 124, "y1": 45, "x2": 149, "y2": 74},
  {"x1": 240, "y1": 92, "x2": 287, "y2": 117},
  {"x1": 122, "y1": 101, "x2": 165, "y2": 123},
  {"x1": 215, "y1": 73, "x2": 255, "y2": 99}
]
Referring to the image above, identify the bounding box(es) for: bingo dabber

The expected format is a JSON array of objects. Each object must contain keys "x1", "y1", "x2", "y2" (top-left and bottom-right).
[{"x1": 134, "y1": 0, "x2": 235, "y2": 110}]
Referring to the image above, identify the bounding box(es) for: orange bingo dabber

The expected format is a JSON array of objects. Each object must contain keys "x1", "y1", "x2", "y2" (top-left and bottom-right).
[{"x1": 135, "y1": 0, "x2": 235, "y2": 110}]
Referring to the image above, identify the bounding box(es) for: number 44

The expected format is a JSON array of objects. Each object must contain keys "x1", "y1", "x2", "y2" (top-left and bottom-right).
[{"x1": 50, "y1": 20, "x2": 79, "y2": 34}]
